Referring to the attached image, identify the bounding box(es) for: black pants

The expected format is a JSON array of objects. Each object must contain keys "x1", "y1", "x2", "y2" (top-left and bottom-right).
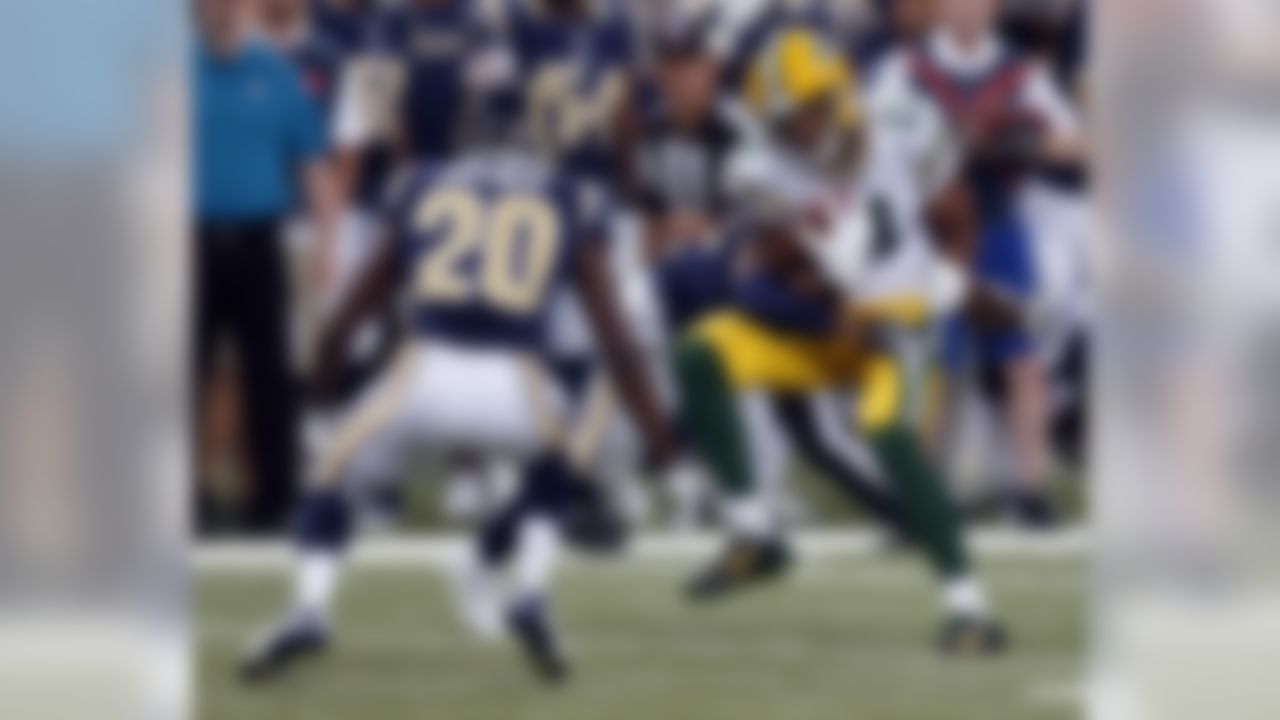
[{"x1": 196, "y1": 219, "x2": 298, "y2": 534}]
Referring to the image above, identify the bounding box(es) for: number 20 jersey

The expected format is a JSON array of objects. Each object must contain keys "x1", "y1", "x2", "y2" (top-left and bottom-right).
[{"x1": 384, "y1": 151, "x2": 609, "y2": 351}]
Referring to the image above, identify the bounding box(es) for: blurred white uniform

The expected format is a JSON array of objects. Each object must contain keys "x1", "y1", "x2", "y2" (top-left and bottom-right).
[{"x1": 867, "y1": 31, "x2": 1085, "y2": 327}]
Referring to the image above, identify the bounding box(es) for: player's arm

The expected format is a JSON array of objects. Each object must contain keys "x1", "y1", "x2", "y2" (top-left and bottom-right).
[
  {"x1": 608, "y1": 67, "x2": 641, "y2": 198},
  {"x1": 303, "y1": 160, "x2": 343, "y2": 288},
  {"x1": 573, "y1": 238, "x2": 681, "y2": 469},
  {"x1": 312, "y1": 233, "x2": 402, "y2": 405},
  {"x1": 925, "y1": 179, "x2": 1026, "y2": 330},
  {"x1": 331, "y1": 34, "x2": 408, "y2": 201},
  {"x1": 1024, "y1": 65, "x2": 1086, "y2": 168},
  {"x1": 970, "y1": 65, "x2": 1085, "y2": 172}
]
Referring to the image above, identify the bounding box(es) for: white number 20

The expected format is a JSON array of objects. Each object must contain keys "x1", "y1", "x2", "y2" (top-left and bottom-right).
[{"x1": 413, "y1": 190, "x2": 561, "y2": 314}]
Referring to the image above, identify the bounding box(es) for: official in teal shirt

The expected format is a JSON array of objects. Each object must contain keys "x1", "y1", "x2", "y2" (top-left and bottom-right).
[
  {"x1": 194, "y1": 0, "x2": 339, "y2": 534},
  {"x1": 196, "y1": 32, "x2": 326, "y2": 221}
]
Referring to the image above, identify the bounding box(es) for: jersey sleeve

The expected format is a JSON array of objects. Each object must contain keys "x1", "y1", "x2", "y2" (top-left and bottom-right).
[{"x1": 1019, "y1": 64, "x2": 1081, "y2": 138}]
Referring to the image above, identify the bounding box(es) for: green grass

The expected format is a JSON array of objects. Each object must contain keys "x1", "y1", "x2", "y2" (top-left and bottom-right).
[{"x1": 199, "y1": 551, "x2": 1082, "y2": 720}]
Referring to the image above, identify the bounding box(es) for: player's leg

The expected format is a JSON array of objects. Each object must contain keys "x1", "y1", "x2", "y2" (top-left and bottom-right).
[
  {"x1": 858, "y1": 353, "x2": 1007, "y2": 654},
  {"x1": 240, "y1": 346, "x2": 427, "y2": 682},
  {"x1": 416, "y1": 351, "x2": 582, "y2": 683},
  {"x1": 1004, "y1": 350, "x2": 1057, "y2": 526},
  {"x1": 230, "y1": 224, "x2": 300, "y2": 534},
  {"x1": 976, "y1": 211, "x2": 1059, "y2": 527},
  {"x1": 677, "y1": 334, "x2": 794, "y2": 598},
  {"x1": 483, "y1": 453, "x2": 591, "y2": 684},
  {"x1": 771, "y1": 391, "x2": 913, "y2": 539},
  {"x1": 458, "y1": 369, "x2": 632, "y2": 682},
  {"x1": 194, "y1": 224, "x2": 234, "y2": 533},
  {"x1": 672, "y1": 337, "x2": 755, "y2": 523}
]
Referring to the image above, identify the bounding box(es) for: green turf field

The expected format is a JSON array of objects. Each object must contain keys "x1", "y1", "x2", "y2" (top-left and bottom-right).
[{"x1": 198, "y1": 543, "x2": 1083, "y2": 720}]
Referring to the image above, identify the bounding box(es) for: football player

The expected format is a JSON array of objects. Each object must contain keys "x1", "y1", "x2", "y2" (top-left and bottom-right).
[
  {"x1": 239, "y1": 94, "x2": 681, "y2": 684},
  {"x1": 443, "y1": 0, "x2": 687, "y2": 663},
  {"x1": 321, "y1": 0, "x2": 513, "y2": 519},
  {"x1": 635, "y1": 5, "x2": 912, "y2": 535},
  {"x1": 675, "y1": 28, "x2": 1012, "y2": 654}
]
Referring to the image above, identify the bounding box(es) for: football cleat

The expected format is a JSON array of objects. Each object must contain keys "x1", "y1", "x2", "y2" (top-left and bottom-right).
[
  {"x1": 685, "y1": 538, "x2": 794, "y2": 602},
  {"x1": 238, "y1": 612, "x2": 330, "y2": 684},
  {"x1": 449, "y1": 554, "x2": 507, "y2": 643},
  {"x1": 936, "y1": 615, "x2": 1010, "y2": 657},
  {"x1": 1006, "y1": 489, "x2": 1060, "y2": 532},
  {"x1": 558, "y1": 481, "x2": 629, "y2": 556},
  {"x1": 507, "y1": 597, "x2": 571, "y2": 685}
]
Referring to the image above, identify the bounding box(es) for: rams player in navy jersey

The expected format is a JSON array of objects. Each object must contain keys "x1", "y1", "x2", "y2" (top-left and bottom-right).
[
  {"x1": 491, "y1": 0, "x2": 635, "y2": 188},
  {"x1": 240, "y1": 93, "x2": 681, "y2": 684}
]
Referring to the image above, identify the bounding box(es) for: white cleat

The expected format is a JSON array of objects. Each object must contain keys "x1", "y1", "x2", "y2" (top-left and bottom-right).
[{"x1": 448, "y1": 552, "x2": 507, "y2": 643}]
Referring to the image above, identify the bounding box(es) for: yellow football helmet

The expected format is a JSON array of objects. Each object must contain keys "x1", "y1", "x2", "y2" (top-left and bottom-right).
[{"x1": 743, "y1": 29, "x2": 865, "y2": 175}]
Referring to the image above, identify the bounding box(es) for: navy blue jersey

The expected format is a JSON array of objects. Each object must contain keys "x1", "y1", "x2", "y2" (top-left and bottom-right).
[
  {"x1": 312, "y1": 0, "x2": 376, "y2": 53},
  {"x1": 655, "y1": 230, "x2": 836, "y2": 337},
  {"x1": 655, "y1": 246, "x2": 732, "y2": 332},
  {"x1": 502, "y1": 0, "x2": 634, "y2": 184},
  {"x1": 386, "y1": 151, "x2": 608, "y2": 349},
  {"x1": 364, "y1": 0, "x2": 499, "y2": 161},
  {"x1": 280, "y1": 3, "x2": 381, "y2": 120}
]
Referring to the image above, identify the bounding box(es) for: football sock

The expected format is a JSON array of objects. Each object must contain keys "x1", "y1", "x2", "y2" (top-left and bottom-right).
[
  {"x1": 870, "y1": 425, "x2": 970, "y2": 578},
  {"x1": 673, "y1": 338, "x2": 752, "y2": 495},
  {"x1": 512, "y1": 516, "x2": 561, "y2": 603},
  {"x1": 452, "y1": 539, "x2": 508, "y2": 641},
  {"x1": 943, "y1": 575, "x2": 991, "y2": 619},
  {"x1": 296, "y1": 552, "x2": 342, "y2": 622},
  {"x1": 723, "y1": 493, "x2": 777, "y2": 541},
  {"x1": 292, "y1": 490, "x2": 353, "y2": 621}
]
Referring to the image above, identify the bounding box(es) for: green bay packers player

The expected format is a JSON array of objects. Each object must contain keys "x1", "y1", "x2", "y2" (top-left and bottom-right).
[{"x1": 675, "y1": 29, "x2": 1012, "y2": 654}]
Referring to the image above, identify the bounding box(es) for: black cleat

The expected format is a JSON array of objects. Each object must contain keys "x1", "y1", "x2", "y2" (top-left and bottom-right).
[
  {"x1": 936, "y1": 615, "x2": 1009, "y2": 657},
  {"x1": 559, "y1": 482, "x2": 629, "y2": 556},
  {"x1": 685, "y1": 538, "x2": 793, "y2": 603},
  {"x1": 507, "y1": 598, "x2": 570, "y2": 685},
  {"x1": 1006, "y1": 489, "x2": 1060, "y2": 532},
  {"x1": 239, "y1": 614, "x2": 330, "y2": 684}
]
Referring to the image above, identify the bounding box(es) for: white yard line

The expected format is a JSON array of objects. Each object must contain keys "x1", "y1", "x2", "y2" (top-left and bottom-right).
[
  {"x1": 1025, "y1": 679, "x2": 1085, "y2": 708},
  {"x1": 195, "y1": 528, "x2": 1087, "y2": 573}
]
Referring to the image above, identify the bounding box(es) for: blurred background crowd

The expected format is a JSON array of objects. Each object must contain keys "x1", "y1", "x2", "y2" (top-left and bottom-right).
[{"x1": 194, "y1": 0, "x2": 1090, "y2": 538}]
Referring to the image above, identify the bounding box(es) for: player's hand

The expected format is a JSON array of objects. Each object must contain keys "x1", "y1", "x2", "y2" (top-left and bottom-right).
[
  {"x1": 309, "y1": 327, "x2": 346, "y2": 408},
  {"x1": 646, "y1": 434, "x2": 684, "y2": 478},
  {"x1": 309, "y1": 232, "x2": 337, "y2": 298},
  {"x1": 838, "y1": 306, "x2": 888, "y2": 353},
  {"x1": 963, "y1": 282, "x2": 1028, "y2": 331},
  {"x1": 966, "y1": 107, "x2": 1047, "y2": 171}
]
